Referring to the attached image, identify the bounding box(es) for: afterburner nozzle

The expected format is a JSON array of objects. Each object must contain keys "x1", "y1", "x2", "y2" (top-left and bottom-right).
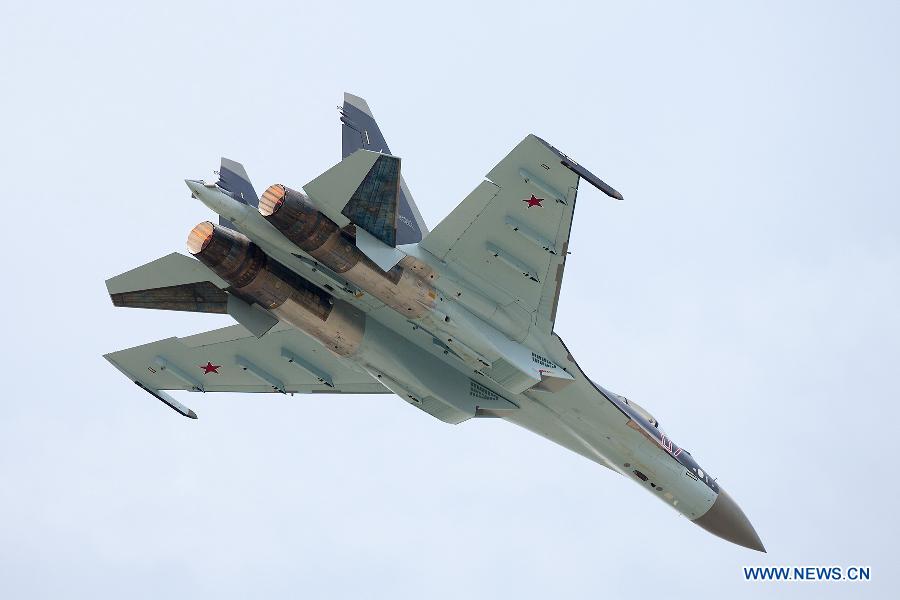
[
  {"x1": 185, "y1": 221, "x2": 362, "y2": 357},
  {"x1": 187, "y1": 221, "x2": 215, "y2": 255},
  {"x1": 258, "y1": 184, "x2": 287, "y2": 217},
  {"x1": 255, "y1": 183, "x2": 438, "y2": 320},
  {"x1": 258, "y1": 184, "x2": 340, "y2": 253},
  {"x1": 187, "y1": 221, "x2": 266, "y2": 288}
]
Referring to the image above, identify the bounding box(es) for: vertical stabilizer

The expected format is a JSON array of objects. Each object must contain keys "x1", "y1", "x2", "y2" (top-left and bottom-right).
[
  {"x1": 339, "y1": 93, "x2": 428, "y2": 244},
  {"x1": 216, "y1": 158, "x2": 258, "y2": 230}
]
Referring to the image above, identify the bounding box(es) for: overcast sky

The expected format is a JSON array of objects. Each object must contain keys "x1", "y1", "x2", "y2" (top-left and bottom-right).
[{"x1": 2, "y1": 1, "x2": 898, "y2": 598}]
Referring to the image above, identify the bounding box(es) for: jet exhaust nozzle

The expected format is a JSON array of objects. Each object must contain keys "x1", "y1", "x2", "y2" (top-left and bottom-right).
[
  {"x1": 258, "y1": 185, "x2": 436, "y2": 318},
  {"x1": 186, "y1": 221, "x2": 364, "y2": 356},
  {"x1": 259, "y1": 184, "x2": 340, "y2": 254},
  {"x1": 187, "y1": 221, "x2": 267, "y2": 288}
]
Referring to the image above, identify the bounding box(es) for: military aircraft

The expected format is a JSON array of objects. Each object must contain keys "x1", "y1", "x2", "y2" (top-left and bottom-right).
[{"x1": 105, "y1": 93, "x2": 764, "y2": 552}]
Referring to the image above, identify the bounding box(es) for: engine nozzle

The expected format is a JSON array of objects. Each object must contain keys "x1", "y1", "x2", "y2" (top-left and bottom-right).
[
  {"x1": 259, "y1": 184, "x2": 339, "y2": 254},
  {"x1": 187, "y1": 221, "x2": 266, "y2": 289},
  {"x1": 187, "y1": 221, "x2": 364, "y2": 356},
  {"x1": 257, "y1": 184, "x2": 436, "y2": 319}
]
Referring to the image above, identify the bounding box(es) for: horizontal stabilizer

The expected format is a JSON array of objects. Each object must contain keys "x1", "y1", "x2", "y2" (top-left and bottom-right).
[
  {"x1": 106, "y1": 252, "x2": 228, "y2": 298},
  {"x1": 107, "y1": 253, "x2": 280, "y2": 337},
  {"x1": 111, "y1": 281, "x2": 228, "y2": 314}
]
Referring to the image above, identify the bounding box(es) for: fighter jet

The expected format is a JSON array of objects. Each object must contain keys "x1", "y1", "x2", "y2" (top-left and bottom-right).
[{"x1": 104, "y1": 93, "x2": 764, "y2": 552}]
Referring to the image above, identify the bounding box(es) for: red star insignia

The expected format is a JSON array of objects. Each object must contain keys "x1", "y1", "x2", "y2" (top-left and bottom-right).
[
  {"x1": 523, "y1": 195, "x2": 543, "y2": 208},
  {"x1": 200, "y1": 361, "x2": 221, "y2": 374}
]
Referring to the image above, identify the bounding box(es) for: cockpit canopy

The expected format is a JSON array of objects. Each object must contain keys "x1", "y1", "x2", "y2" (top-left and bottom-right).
[{"x1": 618, "y1": 395, "x2": 660, "y2": 430}]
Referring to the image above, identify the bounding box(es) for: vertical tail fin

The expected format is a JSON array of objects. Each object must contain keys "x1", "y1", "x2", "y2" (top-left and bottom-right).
[
  {"x1": 339, "y1": 93, "x2": 428, "y2": 244},
  {"x1": 217, "y1": 158, "x2": 258, "y2": 207},
  {"x1": 215, "y1": 158, "x2": 258, "y2": 230}
]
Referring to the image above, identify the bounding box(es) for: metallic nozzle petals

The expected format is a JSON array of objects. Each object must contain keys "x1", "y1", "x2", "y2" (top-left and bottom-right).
[
  {"x1": 257, "y1": 185, "x2": 341, "y2": 256},
  {"x1": 182, "y1": 220, "x2": 361, "y2": 356},
  {"x1": 187, "y1": 221, "x2": 215, "y2": 255},
  {"x1": 258, "y1": 184, "x2": 287, "y2": 217},
  {"x1": 187, "y1": 222, "x2": 265, "y2": 289},
  {"x1": 692, "y1": 488, "x2": 766, "y2": 552}
]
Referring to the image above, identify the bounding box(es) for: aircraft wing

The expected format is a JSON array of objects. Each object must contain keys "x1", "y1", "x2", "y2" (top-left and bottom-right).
[
  {"x1": 105, "y1": 323, "x2": 390, "y2": 418},
  {"x1": 420, "y1": 135, "x2": 622, "y2": 334}
]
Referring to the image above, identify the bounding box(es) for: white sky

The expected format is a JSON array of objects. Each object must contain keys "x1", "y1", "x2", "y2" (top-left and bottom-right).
[{"x1": 2, "y1": 1, "x2": 897, "y2": 598}]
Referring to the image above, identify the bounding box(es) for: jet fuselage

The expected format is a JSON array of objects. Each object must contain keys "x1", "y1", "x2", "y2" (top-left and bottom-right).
[{"x1": 184, "y1": 178, "x2": 764, "y2": 552}]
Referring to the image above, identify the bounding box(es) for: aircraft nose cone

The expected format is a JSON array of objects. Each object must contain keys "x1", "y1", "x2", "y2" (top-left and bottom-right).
[{"x1": 692, "y1": 488, "x2": 766, "y2": 552}]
